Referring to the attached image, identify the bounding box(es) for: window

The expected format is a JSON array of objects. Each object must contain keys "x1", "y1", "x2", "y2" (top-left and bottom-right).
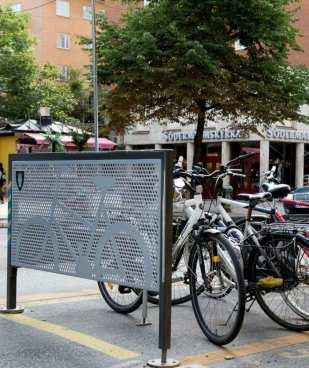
[
  {"x1": 58, "y1": 65, "x2": 70, "y2": 80},
  {"x1": 56, "y1": 0, "x2": 70, "y2": 17},
  {"x1": 57, "y1": 33, "x2": 70, "y2": 49},
  {"x1": 10, "y1": 3, "x2": 22, "y2": 12},
  {"x1": 144, "y1": 0, "x2": 150, "y2": 5},
  {"x1": 83, "y1": 6, "x2": 92, "y2": 20}
]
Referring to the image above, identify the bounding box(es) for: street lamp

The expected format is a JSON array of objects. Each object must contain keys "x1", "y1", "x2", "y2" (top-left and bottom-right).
[{"x1": 91, "y1": 0, "x2": 99, "y2": 152}]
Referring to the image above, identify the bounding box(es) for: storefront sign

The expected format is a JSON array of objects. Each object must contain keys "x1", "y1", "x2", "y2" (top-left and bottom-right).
[
  {"x1": 266, "y1": 129, "x2": 309, "y2": 141},
  {"x1": 162, "y1": 129, "x2": 242, "y2": 142}
]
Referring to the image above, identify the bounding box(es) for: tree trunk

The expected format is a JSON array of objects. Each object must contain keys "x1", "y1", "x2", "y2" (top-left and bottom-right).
[{"x1": 193, "y1": 100, "x2": 206, "y2": 164}]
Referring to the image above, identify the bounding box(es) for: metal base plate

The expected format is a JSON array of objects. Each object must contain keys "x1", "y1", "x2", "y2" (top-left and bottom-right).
[
  {"x1": 136, "y1": 320, "x2": 152, "y2": 327},
  {"x1": 147, "y1": 359, "x2": 180, "y2": 367},
  {"x1": 0, "y1": 306, "x2": 24, "y2": 314}
]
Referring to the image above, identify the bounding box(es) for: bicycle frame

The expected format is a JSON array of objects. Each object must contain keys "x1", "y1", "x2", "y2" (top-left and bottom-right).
[{"x1": 172, "y1": 194, "x2": 203, "y2": 265}]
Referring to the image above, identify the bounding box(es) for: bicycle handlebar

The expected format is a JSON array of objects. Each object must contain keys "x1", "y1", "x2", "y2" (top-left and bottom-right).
[{"x1": 226, "y1": 152, "x2": 257, "y2": 166}]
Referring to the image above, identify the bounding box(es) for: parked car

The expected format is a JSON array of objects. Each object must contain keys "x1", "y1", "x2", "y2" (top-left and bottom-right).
[{"x1": 283, "y1": 186, "x2": 309, "y2": 214}]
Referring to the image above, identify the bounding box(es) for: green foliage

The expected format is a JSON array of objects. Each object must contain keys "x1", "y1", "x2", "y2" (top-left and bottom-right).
[
  {"x1": 95, "y1": 0, "x2": 309, "y2": 148},
  {"x1": 0, "y1": 9, "x2": 81, "y2": 123},
  {"x1": 0, "y1": 7, "x2": 36, "y2": 119},
  {"x1": 68, "y1": 68, "x2": 92, "y2": 124},
  {"x1": 29, "y1": 64, "x2": 77, "y2": 123},
  {"x1": 70, "y1": 120, "x2": 92, "y2": 151},
  {"x1": 44, "y1": 131, "x2": 66, "y2": 152}
]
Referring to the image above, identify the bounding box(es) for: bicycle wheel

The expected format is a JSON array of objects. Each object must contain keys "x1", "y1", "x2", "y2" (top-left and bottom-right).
[
  {"x1": 98, "y1": 282, "x2": 143, "y2": 314},
  {"x1": 249, "y1": 234, "x2": 309, "y2": 331},
  {"x1": 188, "y1": 233, "x2": 246, "y2": 345},
  {"x1": 148, "y1": 243, "x2": 192, "y2": 306}
]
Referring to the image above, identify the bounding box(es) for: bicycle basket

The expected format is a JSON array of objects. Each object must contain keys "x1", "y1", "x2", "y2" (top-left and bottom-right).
[{"x1": 261, "y1": 222, "x2": 309, "y2": 237}]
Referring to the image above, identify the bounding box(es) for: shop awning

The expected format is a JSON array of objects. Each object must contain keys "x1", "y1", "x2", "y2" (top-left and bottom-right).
[
  {"x1": 87, "y1": 137, "x2": 117, "y2": 150},
  {"x1": 21, "y1": 133, "x2": 116, "y2": 149},
  {"x1": 24, "y1": 133, "x2": 47, "y2": 145}
]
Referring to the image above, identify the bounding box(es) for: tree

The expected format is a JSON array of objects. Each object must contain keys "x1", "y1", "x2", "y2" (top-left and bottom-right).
[
  {"x1": 68, "y1": 68, "x2": 92, "y2": 124},
  {"x1": 44, "y1": 131, "x2": 66, "y2": 152},
  {"x1": 29, "y1": 64, "x2": 78, "y2": 123},
  {"x1": 71, "y1": 121, "x2": 92, "y2": 151},
  {"x1": 95, "y1": 0, "x2": 309, "y2": 163},
  {"x1": 0, "y1": 7, "x2": 36, "y2": 119},
  {"x1": 0, "y1": 8, "x2": 79, "y2": 123}
]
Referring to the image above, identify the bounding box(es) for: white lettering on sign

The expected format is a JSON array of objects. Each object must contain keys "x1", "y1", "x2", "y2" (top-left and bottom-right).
[
  {"x1": 162, "y1": 129, "x2": 242, "y2": 142},
  {"x1": 266, "y1": 129, "x2": 309, "y2": 141}
]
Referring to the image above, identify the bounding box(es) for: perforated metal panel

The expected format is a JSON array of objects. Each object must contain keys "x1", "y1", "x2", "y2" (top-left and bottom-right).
[{"x1": 10, "y1": 153, "x2": 166, "y2": 292}]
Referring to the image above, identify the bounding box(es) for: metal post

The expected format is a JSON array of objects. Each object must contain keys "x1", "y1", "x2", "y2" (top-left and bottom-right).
[
  {"x1": 147, "y1": 151, "x2": 179, "y2": 368},
  {"x1": 136, "y1": 290, "x2": 152, "y2": 327},
  {"x1": 0, "y1": 176, "x2": 24, "y2": 314},
  {"x1": 91, "y1": 0, "x2": 99, "y2": 152}
]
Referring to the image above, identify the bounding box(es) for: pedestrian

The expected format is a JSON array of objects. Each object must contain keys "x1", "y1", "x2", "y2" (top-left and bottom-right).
[{"x1": 0, "y1": 163, "x2": 6, "y2": 204}]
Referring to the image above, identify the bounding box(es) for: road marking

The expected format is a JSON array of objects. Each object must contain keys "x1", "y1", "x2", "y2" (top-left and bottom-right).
[
  {"x1": 279, "y1": 348, "x2": 309, "y2": 360},
  {"x1": 0, "y1": 289, "x2": 100, "y2": 307},
  {"x1": 0, "y1": 314, "x2": 139, "y2": 360},
  {"x1": 181, "y1": 333, "x2": 309, "y2": 366}
]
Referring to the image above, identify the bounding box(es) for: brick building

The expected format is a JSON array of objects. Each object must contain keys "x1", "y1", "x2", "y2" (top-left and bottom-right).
[
  {"x1": 0, "y1": 0, "x2": 128, "y2": 77},
  {"x1": 289, "y1": 0, "x2": 309, "y2": 66}
]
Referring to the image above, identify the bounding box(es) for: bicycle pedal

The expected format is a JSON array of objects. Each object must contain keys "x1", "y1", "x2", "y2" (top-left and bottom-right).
[{"x1": 257, "y1": 276, "x2": 283, "y2": 289}]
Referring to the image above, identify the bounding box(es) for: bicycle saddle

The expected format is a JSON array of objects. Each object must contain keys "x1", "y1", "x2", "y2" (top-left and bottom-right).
[
  {"x1": 237, "y1": 192, "x2": 272, "y2": 206},
  {"x1": 261, "y1": 183, "x2": 291, "y2": 199}
]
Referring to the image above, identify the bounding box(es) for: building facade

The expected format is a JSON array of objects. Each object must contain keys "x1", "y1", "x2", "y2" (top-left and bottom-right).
[
  {"x1": 124, "y1": 119, "x2": 309, "y2": 191},
  {"x1": 1, "y1": 0, "x2": 128, "y2": 74}
]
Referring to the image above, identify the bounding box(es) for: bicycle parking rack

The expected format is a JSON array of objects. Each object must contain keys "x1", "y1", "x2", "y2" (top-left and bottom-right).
[{"x1": 0, "y1": 150, "x2": 179, "y2": 367}]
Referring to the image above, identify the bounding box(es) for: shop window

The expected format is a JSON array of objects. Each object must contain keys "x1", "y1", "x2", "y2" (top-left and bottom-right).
[
  {"x1": 57, "y1": 33, "x2": 70, "y2": 49},
  {"x1": 56, "y1": 0, "x2": 70, "y2": 17},
  {"x1": 10, "y1": 3, "x2": 21, "y2": 12}
]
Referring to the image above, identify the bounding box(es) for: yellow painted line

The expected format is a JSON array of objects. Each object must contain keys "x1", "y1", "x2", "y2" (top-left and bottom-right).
[
  {"x1": 25, "y1": 294, "x2": 100, "y2": 307},
  {"x1": 0, "y1": 289, "x2": 100, "y2": 307},
  {"x1": 181, "y1": 333, "x2": 309, "y2": 366},
  {"x1": 0, "y1": 314, "x2": 139, "y2": 360}
]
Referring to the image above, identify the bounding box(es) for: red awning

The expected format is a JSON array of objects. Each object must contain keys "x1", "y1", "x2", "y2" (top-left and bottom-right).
[
  {"x1": 87, "y1": 137, "x2": 117, "y2": 150},
  {"x1": 23, "y1": 133, "x2": 47, "y2": 145},
  {"x1": 22, "y1": 133, "x2": 116, "y2": 150}
]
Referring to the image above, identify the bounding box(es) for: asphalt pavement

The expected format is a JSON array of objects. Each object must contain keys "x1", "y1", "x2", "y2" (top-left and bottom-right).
[{"x1": 1, "y1": 200, "x2": 309, "y2": 368}]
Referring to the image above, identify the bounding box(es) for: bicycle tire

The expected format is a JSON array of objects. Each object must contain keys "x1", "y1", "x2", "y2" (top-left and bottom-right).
[
  {"x1": 98, "y1": 281, "x2": 143, "y2": 314},
  {"x1": 188, "y1": 233, "x2": 246, "y2": 345},
  {"x1": 249, "y1": 234, "x2": 309, "y2": 331}
]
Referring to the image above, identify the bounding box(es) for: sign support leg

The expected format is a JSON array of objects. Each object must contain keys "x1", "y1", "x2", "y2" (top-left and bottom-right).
[
  {"x1": 0, "y1": 265, "x2": 24, "y2": 314},
  {"x1": 136, "y1": 289, "x2": 152, "y2": 326},
  {"x1": 147, "y1": 151, "x2": 179, "y2": 368},
  {"x1": 0, "y1": 179, "x2": 24, "y2": 314}
]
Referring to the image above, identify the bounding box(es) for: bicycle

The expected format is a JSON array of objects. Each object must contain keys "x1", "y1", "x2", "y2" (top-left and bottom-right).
[
  {"x1": 204, "y1": 159, "x2": 309, "y2": 331},
  {"x1": 177, "y1": 155, "x2": 309, "y2": 336}
]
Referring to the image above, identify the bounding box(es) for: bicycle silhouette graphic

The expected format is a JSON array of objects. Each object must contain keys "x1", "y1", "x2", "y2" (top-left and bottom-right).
[{"x1": 15, "y1": 173, "x2": 157, "y2": 291}]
